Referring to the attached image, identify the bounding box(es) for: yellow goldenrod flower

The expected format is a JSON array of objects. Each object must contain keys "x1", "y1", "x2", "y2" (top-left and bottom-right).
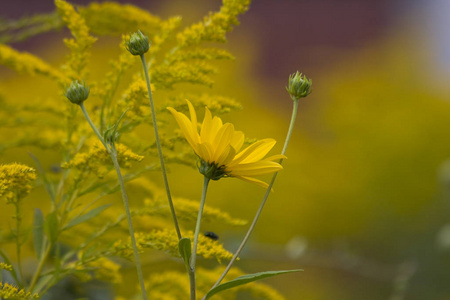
[
  {"x1": 0, "y1": 263, "x2": 13, "y2": 271},
  {"x1": 167, "y1": 100, "x2": 285, "y2": 188},
  {"x1": 0, "y1": 282, "x2": 39, "y2": 299},
  {"x1": 0, "y1": 163, "x2": 36, "y2": 202}
]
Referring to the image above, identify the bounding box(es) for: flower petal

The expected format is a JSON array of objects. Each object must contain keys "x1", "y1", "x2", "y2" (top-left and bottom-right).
[
  {"x1": 234, "y1": 175, "x2": 270, "y2": 189},
  {"x1": 186, "y1": 100, "x2": 198, "y2": 138},
  {"x1": 212, "y1": 123, "x2": 234, "y2": 161},
  {"x1": 228, "y1": 161, "x2": 283, "y2": 177},
  {"x1": 200, "y1": 107, "x2": 213, "y2": 143},
  {"x1": 264, "y1": 154, "x2": 287, "y2": 161},
  {"x1": 167, "y1": 107, "x2": 199, "y2": 149},
  {"x1": 215, "y1": 144, "x2": 236, "y2": 166},
  {"x1": 197, "y1": 142, "x2": 213, "y2": 162},
  {"x1": 230, "y1": 130, "x2": 244, "y2": 152},
  {"x1": 229, "y1": 139, "x2": 276, "y2": 166},
  {"x1": 210, "y1": 116, "x2": 223, "y2": 142},
  {"x1": 239, "y1": 138, "x2": 276, "y2": 164}
]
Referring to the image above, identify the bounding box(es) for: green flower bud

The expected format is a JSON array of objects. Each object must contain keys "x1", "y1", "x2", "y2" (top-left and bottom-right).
[
  {"x1": 126, "y1": 30, "x2": 150, "y2": 56},
  {"x1": 286, "y1": 71, "x2": 312, "y2": 101},
  {"x1": 65, "y1": 80, "x2": 90, "y2": 105}
]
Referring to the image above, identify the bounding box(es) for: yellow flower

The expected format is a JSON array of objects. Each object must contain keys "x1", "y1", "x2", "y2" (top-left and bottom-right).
[
  {"x1": 167, "y1": 100, "x2": 285, "y2": 188},
  {"x1": 0, "y1": 163, "x2": 36, "y2": 202}
]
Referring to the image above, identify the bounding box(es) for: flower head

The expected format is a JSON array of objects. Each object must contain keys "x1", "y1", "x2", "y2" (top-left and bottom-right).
[
  {"x1": 286, "y1": 71, "x2": 312, "y2": 101},
  {"x1": 167, "y1": 100, "x2": 285, "y2": 188},
  {"x1": 0, "y1": 163, "x2": 36, "y2": 202},
  {"x1": 125, "y1": 30, "x2": 150, "y2": 56},
  {"x1": 65, "y1": 80, "x2": 90, "y2": 105}
]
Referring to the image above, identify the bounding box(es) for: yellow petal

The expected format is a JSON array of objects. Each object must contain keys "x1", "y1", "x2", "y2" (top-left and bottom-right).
[
  {"x1": 215, "y1": 144, "x2": 236, "y2": 166},
  {"x1": 200, "y1": 107, "x2": 213, "y2": 143},
  {"x1": 197, "y1": 143, "x2": 213, "y2": 162},
  {"x1": 228, "y1": 161, "x2": 282, "y2": 177},
  {"x1": 167, "y1": 107, "x2": 198, "y2": 149},
  {"x1": 239, "y1": 138, "x2": 276, "y2": 164},
  {"x1": 212, "y1": 123, "x2": 234, "y2": 160},
  {"x1": 209, "y1": 116, "x2": 223, "y2": 142},
  {"x1": 186, "y1": 99, "x2": 198, "y2": 137},
  {"x1": 230, "y1": 131, "x2": 244, "y2": 152},
  {"x1": 264, "y1": 154, "x2": 287, "y2": 161},
  {"x1": 234, "y1": 175, "x2": 270, "y2": 190},
  {"x1": 229, "y1": 139, "x2": 275, "y2": 166}
]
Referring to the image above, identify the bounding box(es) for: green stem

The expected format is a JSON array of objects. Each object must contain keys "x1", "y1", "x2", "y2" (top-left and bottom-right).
[
  {"x1": 28, "y1": 242, "x2": 51, "y2": 293},
  {"x1": 79, "y1": 103, "x2": 108, "y2": 150},
  {"x1": 207, "y1": 100, "x2": 299, "y2": 293},
  {"x1": 140, "y1": 54, "x2": 182, "y2": 240},
  {"x1": 79, "y1": 103, "x2": 148, "y2": 300},
  {"x1": 14, "y1": 200, "x2": 24, "y2": 286},
  {"x1": 188, "y1": 267, "x2": 196, "y2": 300},
  {"x1": 190, "y1": 176, "x2": 210, "y2": 300},
  {"x1": 110, "y1": 153, "x2": 148, "y2": 300}
]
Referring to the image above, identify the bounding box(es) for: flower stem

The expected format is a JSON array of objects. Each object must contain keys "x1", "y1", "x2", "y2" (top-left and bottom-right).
[
  {"x1": 207, "y1": 99, "x2": 299, "y2": 292},
  {"x1": 190, "y1": 176, "x2": 210, "y2": 300},
  {"x1": 14, "y1": 200, "x2": 24, "y2": 286},
  {"x1": 188, "y1": 267, "x2": 196, "y2": 300},
  {"x1": 140, "y1": 54, "x2": 182, "y2": 240},
  {"x1": 110, "y1": 152, "x2": 148, "y2": 300},
  {"x1": 79, "y1": 103, "x2": 108, "y2": 149},
  {"x1": 79, "y1": 103, "x2": 148, "y2": 300}
]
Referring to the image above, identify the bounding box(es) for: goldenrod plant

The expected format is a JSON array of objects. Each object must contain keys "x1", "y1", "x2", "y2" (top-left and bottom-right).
[{"x1": 0, "y1": 0, "x2": 311, "y2": 299}]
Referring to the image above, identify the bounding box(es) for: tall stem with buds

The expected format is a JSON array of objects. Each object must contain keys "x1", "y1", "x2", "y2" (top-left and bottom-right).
[
  {"x1": 208, "y1": 72, "x2": 312, "y2": 292},
  {"x1": 65, "y1": 80, "x2": 149, "y2": 300}
]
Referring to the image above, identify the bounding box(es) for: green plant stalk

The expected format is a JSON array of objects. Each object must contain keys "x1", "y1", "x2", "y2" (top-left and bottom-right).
[
  {"x1": 140, "y1": 54, "x2": 182, "y2": 240},
  {"x1": 79, "y1": 103, "x2": 149, "y2": 300},
  {"x1": 190, "y1": 176, "x2": 210, "y2": 300},
  {"x1": 207, "y1": 99, "x2": 300, "y2": 292},
  {"x1": 79, "y1": 103, "x2": 108, "y2": 150},
  {"x1": 188, "y1": 267, "x2": 196, "y2": 300},
  {"x1": 28, "y1": 241, "x2": 51, "y2": 293},
  {"x1": 13, "y1": 200, "x2": 24, "y2": 286},
  {"x1": 110, "y1": 153, "x2": 148, "y2": 300}
]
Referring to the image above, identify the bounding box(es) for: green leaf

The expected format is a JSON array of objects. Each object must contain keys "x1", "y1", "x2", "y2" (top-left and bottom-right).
[
  {"x1": 33, "y1": 208, "x2": 45, "y2": 260},
  {"x1": 204, "y1": 269, "x2": 303, "y2": 299},
  {"x1": 44, "y1": 211, "x2": 59, "y2": 244},
  {"x1": 63, "y1": 204, "x2": 111, "y2": 230},
  {"x1": 29, "y1": 152, "x2": 56, "y2": 204},
  {"x1": 33, "y1": 273, "x2": 53, "y2": 294},
  {"x1": 0, "y1": 249, "x2": 19, "y2": 283},
  {"x1": 178, "y1": 237, "x2": 191, "y2": 268}
]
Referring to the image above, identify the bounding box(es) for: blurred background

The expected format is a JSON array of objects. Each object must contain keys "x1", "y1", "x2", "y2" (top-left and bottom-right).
[{"x1": 2, "y1": 0, "x2": 450, "y2": 299}]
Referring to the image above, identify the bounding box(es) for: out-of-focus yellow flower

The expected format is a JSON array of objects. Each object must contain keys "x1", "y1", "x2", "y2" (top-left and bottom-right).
[
  {"x1": 0, "y1": 163, "x2": 36, "y2": 202},
  {"x1": 167, "y1": 100, "x2": 284, "y2": 188},
  {"x1": 0, "y1": 282, "x2": 39, "y2": 299}
]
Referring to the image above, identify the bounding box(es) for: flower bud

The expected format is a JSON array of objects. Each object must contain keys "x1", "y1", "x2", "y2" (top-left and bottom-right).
[
  {"x1": 286, "y1": 71, "x2": 312, "y2": 101},
  {"x1": 65, "y1": 80, "x2": 89, "y2": 105},
  {"x1": 126, "y1": 30, "x2": 150, "y2": 56}
]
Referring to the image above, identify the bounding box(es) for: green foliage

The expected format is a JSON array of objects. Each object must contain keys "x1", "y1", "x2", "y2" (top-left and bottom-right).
[
  {"x1": 0, "y1": 0, "x2": 288, "y2": 299},
  {"x1": 204, "y1": 270, "x2": 303, "y2": 299}
]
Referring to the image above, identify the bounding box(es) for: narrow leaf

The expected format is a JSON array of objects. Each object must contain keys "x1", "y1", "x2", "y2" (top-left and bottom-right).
[
  {"x1": 178, "y1": 237, "x2": 191, "y2": 267},
  {"x1": 0, "y1": 249, "x2": 19, "y2": 283},
  {"x1": 33, "y1": 208, "x2": 45, "y2": 260},
  {"x1": 63, "y1": 204, "x2": 111, "y2": 230},
  {"x1": 29, "y1": 152, "x2": 56, "y2": 204},
  {"x1": 44, "y1": 211, "x2": 59, "y2": 244},
  {"x1": 204, "y1": 269, "x2": 303, "y2": 299}
]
